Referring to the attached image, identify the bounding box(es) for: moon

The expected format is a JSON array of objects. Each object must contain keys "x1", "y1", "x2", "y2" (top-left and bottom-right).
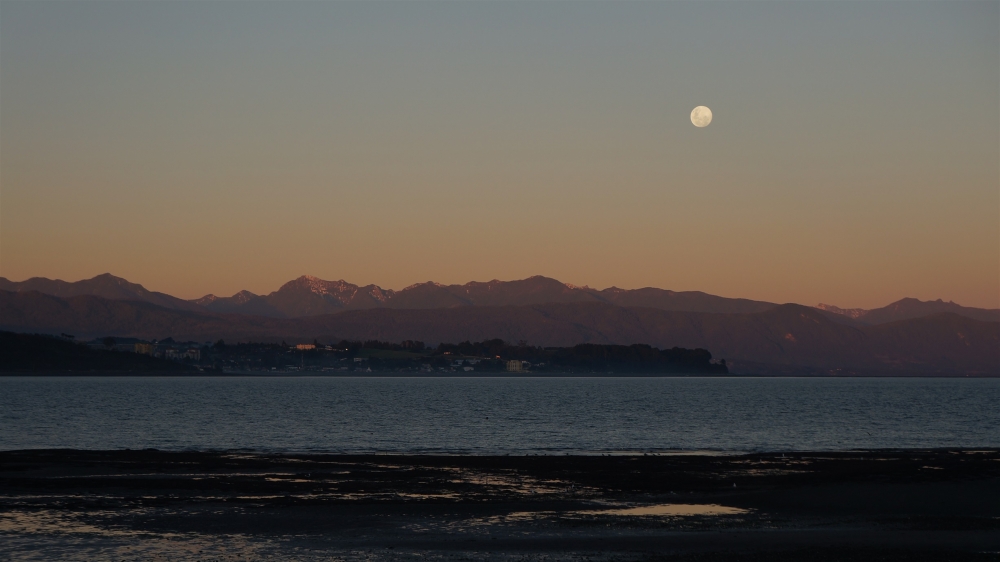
[{"x1": 690, "y1": 106, "x2": 712, "y2": 127}]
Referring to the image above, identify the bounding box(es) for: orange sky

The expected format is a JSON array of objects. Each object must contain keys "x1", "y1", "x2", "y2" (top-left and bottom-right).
[{"x1": 1, "y1": 2, "x2": 997, "y2": 309}]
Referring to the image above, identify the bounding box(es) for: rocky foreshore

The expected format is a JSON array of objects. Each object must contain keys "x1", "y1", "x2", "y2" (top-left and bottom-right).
[{"x1": 1, "y1": 449, "x2": 998, "y2": 561}]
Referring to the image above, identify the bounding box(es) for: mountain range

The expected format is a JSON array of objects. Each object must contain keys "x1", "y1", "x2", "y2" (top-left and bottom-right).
[
  {"x1": 191, "y1": 275, "x2": 777, "y2": 317},
  {"x1": 3, "y1": 273, "x2": 996, "y2": 324},
  {"x1": 1, "y1": 277, "x2": 997, "y2": 376},
  {"x1": 0, "y1": 273, "x2": 203, "y2": 312}
]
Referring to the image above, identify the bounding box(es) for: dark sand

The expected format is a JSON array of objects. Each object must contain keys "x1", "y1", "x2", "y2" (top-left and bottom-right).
[{"x1": 1, "y1": 450, "x2": 998, "y2": 561}]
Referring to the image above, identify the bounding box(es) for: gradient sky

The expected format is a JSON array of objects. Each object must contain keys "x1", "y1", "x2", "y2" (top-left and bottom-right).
[{"x1": 2, "y1": 1, "x2": 997, "y2": 308}]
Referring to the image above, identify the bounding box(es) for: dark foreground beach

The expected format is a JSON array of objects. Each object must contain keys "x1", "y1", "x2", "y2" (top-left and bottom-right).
[{"x1": 1, "y1": 450, "x2": 998, "y2": 561}]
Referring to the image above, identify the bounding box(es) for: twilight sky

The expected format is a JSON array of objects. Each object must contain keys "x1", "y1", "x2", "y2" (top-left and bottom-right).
[{"x1": 1, "y1": 1, "x2": 997, "y2": 308}]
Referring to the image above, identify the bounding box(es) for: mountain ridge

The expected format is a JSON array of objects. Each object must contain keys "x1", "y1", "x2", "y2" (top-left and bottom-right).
[
  {"x1": 0, "y1": 274, "x2": 777, "y2": 317},
  {"x1": 0, "y1": 273, "x2": 203, "y2": 312},
  {"x1": 817, "y1": 297, "x2": 999, "y2": 324},
  {"x1": 2, "y1": 273, "x2": 996, "y2": 324}
]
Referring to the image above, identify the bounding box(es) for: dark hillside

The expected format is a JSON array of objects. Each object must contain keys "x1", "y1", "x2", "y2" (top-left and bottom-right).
[
  {"x1": 2, "y1": 291, "x2": 996, "y2": 375},
  {"x1": 864, "y1": 313, "x2": 1000, "y2": 374},
  {"x1": 0, "y1": 331, "x2": 195, "y2": 373},
  {"x1": 862, "y1": 298, "x2": 1000, "y2": 324}
]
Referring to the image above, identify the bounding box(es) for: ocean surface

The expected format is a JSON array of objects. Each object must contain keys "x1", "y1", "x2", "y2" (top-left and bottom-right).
[{"x1": 1, "y1": 376, "x2": 997, "y2": 453}]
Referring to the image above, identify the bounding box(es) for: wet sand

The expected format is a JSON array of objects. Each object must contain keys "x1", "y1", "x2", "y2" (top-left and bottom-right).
[{"x1": 1, "y1": 449, "x2": 998, "y2": 561}]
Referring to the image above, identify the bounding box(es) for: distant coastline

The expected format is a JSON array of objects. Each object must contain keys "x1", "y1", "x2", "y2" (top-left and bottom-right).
[
  {"x1": 3, "y1": 330, "x2": 998, "y2": 377},
  {"x1": 0, "y1": 332, "x2": 729, "y2": 376},
  {"x1": 4, "y1": 371, "x2": 997, "y2": 378}
]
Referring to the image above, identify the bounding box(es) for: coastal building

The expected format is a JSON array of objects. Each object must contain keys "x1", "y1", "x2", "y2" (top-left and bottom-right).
[
  {"x1": 160, "y1": 347, "x2": 201, "y2": 362},
  {"x1": 506, "y1": 360, "x2": 523, "y2": 372},
  {"x1": 295, "y1": 344, "x2": 316, "y2": 350},
  {"x1": 133, "y1": 343, "x2": 154, "y2": 355}
]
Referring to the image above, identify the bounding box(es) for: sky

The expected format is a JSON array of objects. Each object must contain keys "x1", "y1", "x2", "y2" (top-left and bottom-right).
[{"x1": 1, "y1": 1, "x2": 997, "y2": 309}]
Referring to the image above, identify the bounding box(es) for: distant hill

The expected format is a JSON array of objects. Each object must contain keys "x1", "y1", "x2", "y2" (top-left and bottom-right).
[
  {"x1": 193, "y1": 290, "x2": 285, "y2": 317},
  {"x1": 817, "y1": 298, "x2": 999, "y2": 325},
  {"x1": 814, "y1": 303, "x2": 868, "y2": 320},
  {"x1": 394, "y1": 276, "x2": 602, "y2": 308},
  {"x1": 0, "y1": 274, "x2": 203, "y2": 312},
  {"x1": 2, "y1": 291, "x2": 996, "y2": 376},
  {"x1": 0, "y1": 331, "x2": 195, "y2": 373},
  {"x1": 0, "y1": 291, "x2": 247, "y2": 342}
]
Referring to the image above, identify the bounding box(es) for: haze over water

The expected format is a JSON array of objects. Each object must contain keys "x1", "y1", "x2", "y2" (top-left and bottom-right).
[{"x1": 2, "y1": 377, "x2": 997, "y2": 453}]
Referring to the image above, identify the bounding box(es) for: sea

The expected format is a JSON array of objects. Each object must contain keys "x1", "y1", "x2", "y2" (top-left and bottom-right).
[{"x1": 1, "y1": 376, "x2": 998, "y2": 453}]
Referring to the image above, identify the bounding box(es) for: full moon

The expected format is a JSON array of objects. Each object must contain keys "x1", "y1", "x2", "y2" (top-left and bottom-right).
[{"x1": 690, "y1": 106, "x2": 712, "y2": 127}]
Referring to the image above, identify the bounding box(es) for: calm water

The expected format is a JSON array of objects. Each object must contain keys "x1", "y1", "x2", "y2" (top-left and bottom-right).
[{"x1": 1, "y1": 376, "x2": 997, "y2": 453}]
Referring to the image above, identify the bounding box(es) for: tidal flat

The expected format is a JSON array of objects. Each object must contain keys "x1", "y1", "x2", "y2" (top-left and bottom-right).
[{"x1": 1, "y1": 450, "x2": 998, "y2": 561}]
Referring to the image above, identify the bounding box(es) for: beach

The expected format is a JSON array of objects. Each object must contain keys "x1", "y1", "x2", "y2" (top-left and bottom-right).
[{"x1": 2, "y1": 449, "x2": 998, "y2": 561}]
